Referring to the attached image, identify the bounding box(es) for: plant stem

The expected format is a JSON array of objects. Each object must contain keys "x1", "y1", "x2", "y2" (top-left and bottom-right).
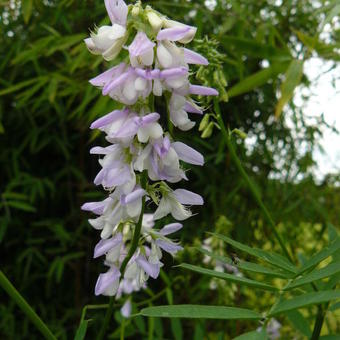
[
  {"x1": 0, "y1": 270, "x2": 56, "y2": 340},
  {"x1": 214, "y1": 99, "x2": 293, "y2": 262},
  {"x1": 311, "y1": 305, "x2": 325, "y2": 340},
  {"x1": 96, "y1": 171, "x2": 147, "y2": 340}
]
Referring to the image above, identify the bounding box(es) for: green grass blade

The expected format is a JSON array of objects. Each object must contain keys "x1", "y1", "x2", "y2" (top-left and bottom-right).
[
  {"x1": 285, "y1": 262, "x2": 340, "y2": 290},
  {"x1": 178, "y1": 264, "x2": 278, "y2": 291},
  {"x1": 269, "y1": 290, "x2": 340, "y2": 316},
  {"x1": 297, "y1": 237, "x2": 340, "y2": 275},
  {"x1": 233, "y1": 329, "x2": 268, "y2": 340},
  {"x1": 197, "y1": 247, "x2": 293, "y2": 279},
  {"x1": 209, "y1": 232, "x2": 297, "y2": 273},
  {"x1": 140, "y1": 305, "x2": 262, "y2": 320}
]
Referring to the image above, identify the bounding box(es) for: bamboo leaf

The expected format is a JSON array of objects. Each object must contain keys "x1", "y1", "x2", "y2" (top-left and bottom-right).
[
  {"x1": 178, "y1": 263, "x2": 278, "y2": 291},
  {"x1": 297, "y1": 237, "x2": 340, "y2": 275},
  {"x1": 22, "y1": 0, "x2": 33, "y2": 24},
  {"x1": 285, "y1": 310, "x2": 312, "y2": 337},
  {"x1": 7, "y1": 201, "x2": 37, "y2": 213},
  {"x1": 197, "y1": 247, "x2": 293, "y2": 279},
  {"x1": 220, "y1": 36, "x2": 291, "y2": 61},
  {"x1": 285, "y1": 262, "x2": 340, "y2": 290},
  {"x1": 228, "y1": 63, "x2": 289, "y2": 98},
  {"x1": 233, "y1": 329, "x2": 268, "y2": 340},
  {"x1": 269, "y1": 290, "x2": 340, "y2": 316},
  {"x1": 209, "y1": 232, "x2": 297, "y2": 273},
  {"x1": 275, "y1": 59, "x2": 304, "y2": 118},
  {"x1": 74, "y1": 320, "x2": 89, "y2": 340},
  {"x1": 322, "y1": 4, "x2": 340, "y2": 30},
  {"x1": 140, "y1": 305, "x2": 262, "y2": 320}
]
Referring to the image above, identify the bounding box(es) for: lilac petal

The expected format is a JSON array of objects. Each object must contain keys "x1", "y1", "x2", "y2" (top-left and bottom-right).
[
  {"x1": 105, "y1": 166, "x2": 131, "y2": 187},
  {"x1": 136, "y1": 255, "x2": 160, "y2": 279},
  {"x1": 156, "y1": 239, "x2": 183, "y2": 254},
  {"x1": 90, "y1": 144, "x2": 118, "y2": 155},
  {"x1": 160, "y1": 223, "x2": 183, "y2": 236},
  {"x1": 185, "y1": 101, "x2": 203, "y2": 114},
  {"x1": 121, "y1": 300, "x2": 132, "y2": 318},
  {"x1": 183, "y1": 48, "x2": 209, "y2": 65},
  {"x1": 105, "y1": 0, "x2": 128, "y2": 26},
  {"x1": 172, "y1": 142, "x2": 204, "y2": 166},
  {"x1": 129, "y1": 32, "x2": 156, "y2": 57},
  {"x1": 94, "y1": 233, "x2": 123, "y2": 258},
  {"x1": 114, "y1": 116, "x2": 139, "y2": 138},
  {"x1": 157, "y1": 27, "x2": 191, "y2": 41},
  {"x1": 141, "y1": 112, "x2": 160, "y2": 125},
  {"x1": 153, "y1": 136, "x2": 171, "y2": 158},
  {"x1": 189, "y1": 85, "x2": 219, "y2": 96},
  {"x1": 90, "y1": 63, "x2": 126, "y2": 87},
  {"x1": 103, "y1": 68, "x2": 134, "y2": 95},
  {"x1": 160, "y1": 67, "x2": 188, "y2": 79},
  {"x1": 135, "y1": 68, "x2": 161, "y2": 80},
  {"x1": 121, "y1": 188, "x2": 146, "y2": 205},
  {"x1": 81, "y1": 198, "x2": 112, "y2": 215},
  {"x1": 95, "y1": 266, "x2": 121, "y2": 296},
  {"x1": 90, "y1": 109, "x2": 129, "y2": 129},
  {"x1": 173, "y1": 189, "x2": 204, "y2": 205}
]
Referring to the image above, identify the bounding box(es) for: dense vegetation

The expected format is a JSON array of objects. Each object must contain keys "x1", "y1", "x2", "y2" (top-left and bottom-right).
[{"x1": 0, "y1": 0, "x2": 339, "y2": 339}]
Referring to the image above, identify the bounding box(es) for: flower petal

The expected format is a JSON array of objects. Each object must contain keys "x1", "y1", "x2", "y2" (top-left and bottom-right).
[
  {"x1": 136, "y1": 255, "x2": 160, "y2": 279},
  {"x1": 121, "y1": 300, "x2": 132, "y2": 318},
  {"x1": 95, "y1": 266, "x2": 121, "y2": 296},
  {"x1": 183, "y1": 48, "x2": 209, "y2": 65},
  {"x1": 91, "y1": 109, "x2": 129, "y2": 129},
  {"x1": 157, "y1": 27, "x2": 191, "y2": 41},
  {"x1": 129, "y1": 32, "x2": 155, "y2": 57},
  {"x1": 189, "y1": 85, "x2": 219, "y2": 96},
  {"x1": 172, "y1": 142, "x2": 204, "y2": 166},
  {"x1": 94, "y1": 233, "x2": 123, "y2": 258},
  {"x1": 156, "y1": 239, "x2": 183, "y2": 254},
  {"x1": 173, "y1": 189, "x2": 204, "y2": 205},
  {"x1": 160, "y1": 223, "x2": 183, "y2": 235},
  {"x1": 81, "y1": 198, "x2": 112, "y2": 215},
  {"x1": 105, "y1": 0, "x2": 128, "y2": 26}
]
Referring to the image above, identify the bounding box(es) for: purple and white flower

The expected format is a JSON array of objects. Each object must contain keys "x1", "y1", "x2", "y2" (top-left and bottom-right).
[{"x1": 82, "y1": 0, "x2": 218, "y2": 299}]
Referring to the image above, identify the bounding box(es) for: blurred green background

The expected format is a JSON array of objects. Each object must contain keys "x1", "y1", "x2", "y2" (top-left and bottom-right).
[{"x1": 1, "y1": 0, "x2": 339, "y2": 339}]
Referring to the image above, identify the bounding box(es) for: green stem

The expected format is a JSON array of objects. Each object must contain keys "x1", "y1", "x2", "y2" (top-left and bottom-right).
[
  {"x1": 0, "y1": 270, "x2": 56, "y2": 340},
  {"x1": 96, "y1": 297, "x2": 115, "y2": 340},
  {"x1": 214, "y1": 99, "x2": 293, "y2": 262},
  {"x1": 311, "y1": 305, "x2": 325, "y2": 340},
  {"x1": 96, "y1": 171, "x2": 148, "y2": 340}
]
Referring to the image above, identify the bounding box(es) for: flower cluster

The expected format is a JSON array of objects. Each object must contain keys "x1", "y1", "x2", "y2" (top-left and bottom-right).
[{"x1": 82, "y1": 0, "x2": 218, "y2": 299}]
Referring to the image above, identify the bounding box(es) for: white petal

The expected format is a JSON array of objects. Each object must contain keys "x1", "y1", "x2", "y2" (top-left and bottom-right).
[
  {"x1": 141, "y1": 48, "x2": 154, "y2": 66},
  {"x1": 135, "y1": 77, "x2": 147, "y2": 91},
  {"x1": 157, "y1": 43, "x2": 173, "y2": 68},
  {"x1": 153, "y1": 197, "x2": 172, "y2": 220}
]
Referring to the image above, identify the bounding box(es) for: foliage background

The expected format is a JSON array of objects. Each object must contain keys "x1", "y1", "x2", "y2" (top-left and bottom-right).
[{"x1": 0, "y1": 0, "x2": 339, "y2": 339}]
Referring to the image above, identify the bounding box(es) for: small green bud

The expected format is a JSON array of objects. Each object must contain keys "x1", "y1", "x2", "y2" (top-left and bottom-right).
[
  {"x1": 199, "y1": 114, "x2": 210, "y2": 132},
  {"x1": 201, "y1": 122, "x2": 214, "y2": 139},
  {"x1": 233, "y1": 129, "x2": 247, "y2": 139}
]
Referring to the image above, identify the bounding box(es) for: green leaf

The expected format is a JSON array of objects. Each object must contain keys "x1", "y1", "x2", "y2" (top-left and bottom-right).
[
  {"x1": 297, "y1": 237, "x2": 340, "y2": 275},
  {"x1": 197, "y1": 247, "x2": 293, "y2": 279},
  {"x1": 22, "y1": 0, "x2": 33, "y2": 24},
  {"x1": 220, "y1": 36, "x2": 291, "y2": 61},
  {"x1": 170, "y1": 318, "x2": 183, "y2": 340},
  {"x1": 322, "y1": 4, "x2": 340, "y2": 30},
  {"x1": 140, "y1": 305, "x2": 262, "y2": 320},
  {"x1": 0, "y1": 78, "x2": 41, "y2": 96},
  {"x1": 74, "y1": 320, "x2": 89, "y2": 340},
  {"x1": 210, "y1": 232, "x2": 297, "y2": 273},
  {"x1": 269, "y1": 290, "x2": 340, "y2": 316},
  {"x1": 320, "y1": 336, "x2": 340, "y2": 340},
  {"x1": 285, "y1": 262, "x2": 340, "y2": 290},
  {"x1": 285, "y1": 310, "x2": 312, "y2": 337},
  {"x1": 7, "y1": 201, "x2": 37, "y2": 213},
  {"x1": 233, "y1": 329, "x2": 268, "y2": 340},
  {"x1": 178, "y1": 263, "x2": 278, "y2": 291},
  {"x1": 228, "y1": 63, "x2": 288, "y2": 98},
  {"x1": 329, "y1": 301, "x2": 340, "y2": 311},
  {"x1": 275, "y1": 59, "x2": 304, "y2": 118}
]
